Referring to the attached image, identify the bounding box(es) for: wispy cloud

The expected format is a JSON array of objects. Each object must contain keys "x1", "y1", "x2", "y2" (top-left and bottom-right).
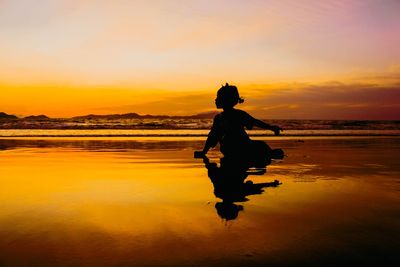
[
  {"x1": 1, "y1": 0, "x2": 399, "y2": 86},
  {"x1": 88, "y1": 74, "x2": 400, "y2": 119},
  {"x1": 243, "y1": 78, "x2": 400, "y2": 119}
]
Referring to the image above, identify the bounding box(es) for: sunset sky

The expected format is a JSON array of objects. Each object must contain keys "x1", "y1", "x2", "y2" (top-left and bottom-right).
[{"x1": 1, "y1": 0, "x2": 399, "y2": 119}]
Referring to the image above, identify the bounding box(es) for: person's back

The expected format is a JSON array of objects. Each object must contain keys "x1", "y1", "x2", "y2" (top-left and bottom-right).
[{"x1": 215, "y1": 108, "x2": 252, "y2": 156}]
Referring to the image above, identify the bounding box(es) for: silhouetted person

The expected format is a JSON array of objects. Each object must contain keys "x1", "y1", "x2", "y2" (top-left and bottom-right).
[
  {"x1": 195, "y1": 83, "x2": 284, "y2": 167},
  {"x1": 202, "y1": 156, "x2": 280, "y2": 220}
]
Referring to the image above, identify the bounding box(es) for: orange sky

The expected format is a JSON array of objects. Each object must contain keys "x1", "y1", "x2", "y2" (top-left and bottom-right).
[{"x1": 1, "y1": 0, "x2": 400, "y2": 119}]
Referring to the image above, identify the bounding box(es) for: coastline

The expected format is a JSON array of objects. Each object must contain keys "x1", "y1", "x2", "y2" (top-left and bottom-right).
[{"x1": 1, "y1": 129, "x2": 400, "y2": 138}]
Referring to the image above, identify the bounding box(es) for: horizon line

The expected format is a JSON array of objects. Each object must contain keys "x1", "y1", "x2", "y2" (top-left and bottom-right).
[{"x1": 1, "y1": 111, "x2": 399, "y2": 121}]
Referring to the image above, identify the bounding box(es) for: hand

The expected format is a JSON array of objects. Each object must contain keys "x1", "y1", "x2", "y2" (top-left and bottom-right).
[
  {"x1": 272, "y1": 125, "x2": 283, "y2": 136},
  {"x1": 194, "y1": 151, "x2": 206, "y2": 158}
]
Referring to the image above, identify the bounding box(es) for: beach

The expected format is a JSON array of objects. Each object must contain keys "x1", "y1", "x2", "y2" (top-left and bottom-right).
[
  {"x1": 2, "y1": 0, "x2": 400, "y2": 265},
  {"x1": 0, "y1": 136, "x2": 399, "y2": 266}
]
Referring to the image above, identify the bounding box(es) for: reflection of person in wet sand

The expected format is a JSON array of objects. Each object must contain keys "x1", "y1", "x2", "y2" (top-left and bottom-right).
[
  {"x1": 202, "y1": 156, "x2": 280, "y2": 220},
  {"x1": 195, "y1": 83, "x2": 284, "y2": 167}
]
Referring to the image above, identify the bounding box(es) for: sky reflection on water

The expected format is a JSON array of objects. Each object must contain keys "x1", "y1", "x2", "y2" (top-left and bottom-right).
[{"x1": 0, "y1": 138, "x2": 399, "y2": 266}]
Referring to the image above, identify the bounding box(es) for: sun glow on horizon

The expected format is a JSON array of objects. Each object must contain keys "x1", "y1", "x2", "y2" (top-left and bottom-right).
[{"x1": 1, "y1": 0, "x2": 400, "y2": 119}]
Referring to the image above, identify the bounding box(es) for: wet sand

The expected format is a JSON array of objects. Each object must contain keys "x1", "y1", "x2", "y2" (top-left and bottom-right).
[{"x1": 0, "y1": 137, "x2": 399, "y2": 266}]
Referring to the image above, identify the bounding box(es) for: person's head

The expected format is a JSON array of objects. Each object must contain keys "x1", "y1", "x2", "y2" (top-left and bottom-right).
[
  {"x1": 215, "y1": 83, "x2": 244, "y2": 109},
  {"x1": 215, "y1": 202, "x2": 243, "y2": 221}
]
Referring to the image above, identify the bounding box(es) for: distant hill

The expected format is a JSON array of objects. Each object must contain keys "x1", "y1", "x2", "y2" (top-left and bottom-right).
[
  {"x1": 0, "y1": 111, "x2": 218, "y2": 123},
  {"x1": 72, "y1": 111, "x2": 218, "y2": 120},
  {"x1": 23, "y1": 115, "x2": 50, "y2": 121},
  {"x1": 72, "y1": 113, "x2": 142, "y2": 120},
  {"x1": 0, "y1": 112, "x2": 18, "y2": 120}
]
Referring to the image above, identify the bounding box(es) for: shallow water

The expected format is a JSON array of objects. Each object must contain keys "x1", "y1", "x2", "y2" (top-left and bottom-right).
[
  {"x1": 1, "y1": 128, "x2": 400, "y2": 137},
  {"x1": 0, "y1": 137, "x2": 399, "y2": 266}
]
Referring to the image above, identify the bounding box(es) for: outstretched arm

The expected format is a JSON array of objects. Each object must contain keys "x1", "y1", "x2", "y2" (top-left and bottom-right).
[{"x1": 252, "y1": 118, "x2": 283, "y2": 136}]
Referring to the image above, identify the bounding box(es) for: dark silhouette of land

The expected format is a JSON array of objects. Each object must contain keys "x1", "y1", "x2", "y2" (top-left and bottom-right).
[
  {"x1": 0, "y1": 111, "x2": 218, "y2": 121},
  {"x1": 22, "y1": 115, "x2": 51, "y2": 121},
  {"x1": 0, "y1": 112, "x2": 18, "y2": 121},
  {"x1": 0, "y1": 111, "x2": 220, "y2": 129}
]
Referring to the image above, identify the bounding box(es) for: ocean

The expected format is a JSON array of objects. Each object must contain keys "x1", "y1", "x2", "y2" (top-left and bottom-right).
[{"x1": 0, "y1": 119, "x2": 399, "y2": 137}]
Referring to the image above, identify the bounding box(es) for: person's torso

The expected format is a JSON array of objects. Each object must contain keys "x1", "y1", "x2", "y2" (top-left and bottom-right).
[{"x1": 218, "y1": 109, "x2": 250, "y2": 145}]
